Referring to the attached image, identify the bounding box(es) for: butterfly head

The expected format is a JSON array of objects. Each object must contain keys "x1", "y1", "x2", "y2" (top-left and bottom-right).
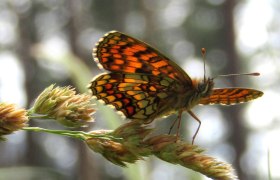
[
  {"x1": 196, "y1": 48, "x2": 214, "y2": 98},
  {"x1": 196, "y1": 78, "x2": 214, "y2": 98}
]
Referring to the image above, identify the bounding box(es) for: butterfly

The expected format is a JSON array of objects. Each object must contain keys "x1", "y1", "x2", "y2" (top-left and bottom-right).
[{"x1": 89, "y1": 31, "x2": 263, "y2": 144}]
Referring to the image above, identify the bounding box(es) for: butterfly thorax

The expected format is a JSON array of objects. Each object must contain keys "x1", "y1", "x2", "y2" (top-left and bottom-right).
[{"x1": 180, "y1": 78, "x2": 214, "y2": 110}]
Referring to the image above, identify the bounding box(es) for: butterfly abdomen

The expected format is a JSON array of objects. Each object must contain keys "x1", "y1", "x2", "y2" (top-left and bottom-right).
[{"x1": 199, "y1": 88, "x2": 263, "y2": 105}]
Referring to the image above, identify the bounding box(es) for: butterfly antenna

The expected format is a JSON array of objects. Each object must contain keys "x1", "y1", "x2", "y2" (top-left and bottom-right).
[
  {"x1": 200, "y1": 48, "x2": 260, "y2": 80},
  {"x1": 201, "y1": 48, "x2": 207, "y2": 82},
  {"x1": 214, "y1": 72, "x2": 260, "y2": 79}
]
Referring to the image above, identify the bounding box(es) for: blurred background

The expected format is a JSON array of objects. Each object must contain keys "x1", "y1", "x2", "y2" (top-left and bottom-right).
[{"x1": 0, "y1": 0, "x2": 279, "y2": 180}]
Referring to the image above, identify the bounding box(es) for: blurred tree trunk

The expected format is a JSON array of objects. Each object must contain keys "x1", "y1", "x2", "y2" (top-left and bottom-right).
[
  {"x1": 17, "y1": 6, "x2": 45, "y2": 167},
  {"x1": 222, "y1": 0, "x2": 248, "y2": 179}
]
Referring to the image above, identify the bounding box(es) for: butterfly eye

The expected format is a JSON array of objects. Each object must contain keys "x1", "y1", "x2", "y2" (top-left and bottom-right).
[
  {"x1": 198, "y1": 81, "x2": 209, "y2": 95},
  {"x1": 198, "y1": 82, "x2": 205, "y2": 91}
]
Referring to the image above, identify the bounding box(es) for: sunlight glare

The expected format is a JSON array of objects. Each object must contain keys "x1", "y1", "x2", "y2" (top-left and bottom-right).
[
  {"x1": 236, "y1": 1, "x2": 272, "y2": 52},
  {"x1": 246, "y1": 91, "x2": 280, "y2": 129},
  {"x1": 183, "y1": 59, "x2": 211, "y2": 78},
  {"x1": 162, "y1": 0, "x2": 190, "y2": 28},
  {"x1": 249, "y1": 54, "x2": 278, "y2": 87},
  {"x1": 267, "y1": 129, "x2": 280, "y2": 178},
  {"x1": 0, "y1": 52, "x2": 26, "y2": 106},
  {"x1": 42, "y1": 37, "x2": 70, "y2": 61}
]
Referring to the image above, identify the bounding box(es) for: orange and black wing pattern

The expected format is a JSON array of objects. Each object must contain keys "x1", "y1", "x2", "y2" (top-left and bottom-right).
[
  {"x1": 89, "y1": 73, "x2": 178, "y2": 121},
  {"x1": 199, "y1": 88, "x2": 263, "y2": 105},
  {"x1": 93, "y1": 31, "x2": 191, "y2": 84}
]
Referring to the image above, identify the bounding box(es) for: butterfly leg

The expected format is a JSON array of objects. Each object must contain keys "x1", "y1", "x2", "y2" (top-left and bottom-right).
[
  {"x1": 168, "y1": 117, "x2": 178, "y2": 134},
  {"x1": 176, "y1": 109, "x2": 184, "y2": 139},
  {"x1": 187, "y1": 110, "x2": 201, "y2": 145},
  {"x1": 168, "y1": 109, "x2": 183, "y2": 136}
]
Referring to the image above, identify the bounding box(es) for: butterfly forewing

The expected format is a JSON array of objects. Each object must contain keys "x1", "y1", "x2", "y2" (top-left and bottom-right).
[
  {"x1": 199, "y1": 88, "x2": 263, "y2": 105},
  {"x1": 90, "y1": 73, "x2": 180, "y2": 122},
  {"x1": 94, "y1": 31, "x2": 192, "y2": 85}
]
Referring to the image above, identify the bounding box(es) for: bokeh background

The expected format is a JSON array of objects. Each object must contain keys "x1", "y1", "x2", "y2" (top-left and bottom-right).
[{"x1": 0, "y1": 0, "x2": 279, "y2": 180}]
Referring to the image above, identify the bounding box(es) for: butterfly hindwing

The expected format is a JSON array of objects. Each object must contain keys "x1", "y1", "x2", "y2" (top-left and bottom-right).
[
  {"x1": 199, "y1": 88, "x2": 263, "y2": 105},
  {"x1": 89, "y1": 73, "x2": 178, "y2": 121}
]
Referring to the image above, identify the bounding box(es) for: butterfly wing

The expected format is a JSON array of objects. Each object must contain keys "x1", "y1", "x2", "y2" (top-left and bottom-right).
[
  {"x1": 199, "y1": 88, "x2": 263, "y2": 105},
  {"x1": 94, "y1": 31, "x2": 192, "y2": 85},
  {"x1": 89, "y1": 73, "x2": 180, "y2": 122}
]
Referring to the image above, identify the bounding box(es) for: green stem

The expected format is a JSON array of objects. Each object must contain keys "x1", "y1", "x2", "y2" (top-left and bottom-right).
[
  {"x1": 268, "y1": 148, "x2": 272, "y2": 180},
  {"x1": 28, "y1": 114, "x2": 49, "y2": 119},
  {"x1": 27, "y1": 108, "x2": 49, "y2": 119},
  {"x1": 22, "y1": 127, "x2": 121, "y2": 141},
  {"x1": 27, "y1": 108, "x2": 34, "y2": 116}
]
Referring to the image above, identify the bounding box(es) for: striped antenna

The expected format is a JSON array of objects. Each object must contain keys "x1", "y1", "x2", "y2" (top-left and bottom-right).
[{"x1": 201, "y1": 48, "x2": 207, "y2": 82}]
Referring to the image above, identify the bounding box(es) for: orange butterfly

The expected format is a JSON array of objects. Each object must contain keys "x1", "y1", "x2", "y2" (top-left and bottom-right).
[{"x1": 89, "y1": 31, "x2": 263, "y2": 144}]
